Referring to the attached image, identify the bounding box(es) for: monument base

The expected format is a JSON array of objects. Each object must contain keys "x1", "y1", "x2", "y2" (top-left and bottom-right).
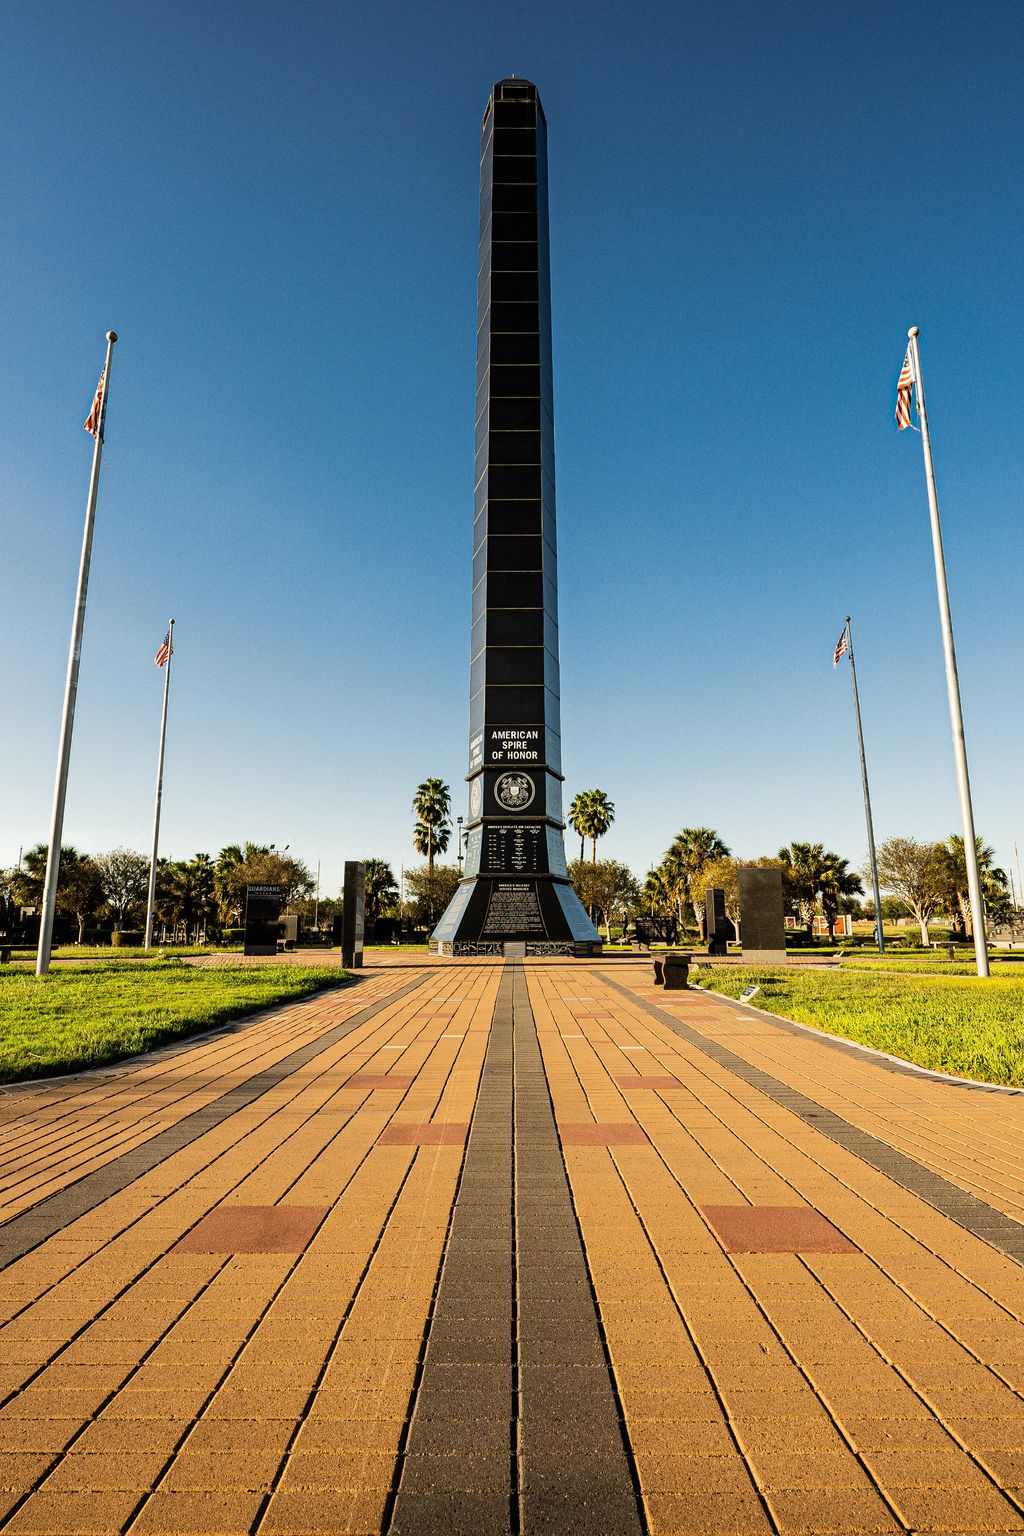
[
  {"x1": 430, "y1": 874, "x2": 601, "y2": 957},
  {"x1": 742, "y1": 949, "x2": 788, "y2": 964}
]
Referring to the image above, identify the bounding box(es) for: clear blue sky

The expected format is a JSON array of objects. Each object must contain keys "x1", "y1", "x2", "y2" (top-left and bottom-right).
[{"x1": 2, "y1": 0, "x2": 1022, "y2": 900}]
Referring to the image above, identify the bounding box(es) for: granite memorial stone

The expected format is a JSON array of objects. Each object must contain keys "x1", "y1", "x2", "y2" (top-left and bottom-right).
[
  {"x1": 244, "y1": 883, "x2": 284, "y2": 957},
  {"x1": 738, "y1": 866, "x2": 788, "y2": 963},
  {"x1": 341, "y1": 861, "x2": 365, "y2": 970},
  {"x1": 705, "y1": 886, "x2": 729, "y2": 956}
]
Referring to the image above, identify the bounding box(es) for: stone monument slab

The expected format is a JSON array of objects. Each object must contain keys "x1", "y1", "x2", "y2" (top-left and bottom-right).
[
  {"x1": 739, "y1": 867, "x2": 787, "y2": 963},
  {"x1": 342, "y1": 861, "x2": 365, "y2": 970}
]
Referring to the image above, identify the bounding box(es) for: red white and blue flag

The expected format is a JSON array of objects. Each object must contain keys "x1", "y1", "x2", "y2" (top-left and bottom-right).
[
  {"x1": 833, "y1": 627, "x2": 849, "y2": 668},
  {"x1": 83, "y1": 367, "x2": 107, "y2": 438},
  {"x1": 155, "y1": 632, "x2": 173, "y2": 668},
  {"x1": 895, "y1": 346, "x2": 915, "y2": 430}
]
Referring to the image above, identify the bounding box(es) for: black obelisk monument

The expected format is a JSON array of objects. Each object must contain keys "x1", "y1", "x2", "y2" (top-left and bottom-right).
[{"x1": 431, "y1": 78, "x2": 601, "y2": 957}]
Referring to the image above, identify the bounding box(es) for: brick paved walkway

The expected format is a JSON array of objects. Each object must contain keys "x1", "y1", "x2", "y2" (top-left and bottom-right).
[{"x1": 2, "y1": 959, "x2": 1024, "y2": 1534}]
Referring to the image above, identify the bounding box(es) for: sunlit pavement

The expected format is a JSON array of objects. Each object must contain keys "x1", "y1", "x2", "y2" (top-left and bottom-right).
[{"x1": 2, "y1": 957, "x2": 1024, "y2": 1534}]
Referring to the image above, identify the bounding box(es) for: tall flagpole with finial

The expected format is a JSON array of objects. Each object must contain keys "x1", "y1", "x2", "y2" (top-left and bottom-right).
[
  {"x1": 902, "y1": 326, "x2": 989, "y2": 977},
  {"x1": 836, "y1": 617, "x2": 884, "y2": 954},
  {"x1": 37, "y1": 331, "x2": 118, "y2": 978},
  {"x1": 144, "y1": 620, "x2": 175, "y2": 949}
]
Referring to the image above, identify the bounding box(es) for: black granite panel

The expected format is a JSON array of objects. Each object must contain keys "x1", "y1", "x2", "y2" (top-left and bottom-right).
[
  {"x1": 487, "y1": 609, "x2": 545, "y2": 646},
  {"x1": 491, "y1": 212, "x2": 538, "y2": 242},
  {"x1": 486, "y1": 503, "x2": 543, "y2": 536},
  {"x1": 494, "y1": 126, "x2": 536, "y2": 154},
  {"x1": 492, "y1": 155, "x2": 537, "y2": 184},
  {"x1": 490, "y1": 333, "x2": 540, "y2": 366},
  {"x1": 487, "y1": 535, "x2": 543, "y2": 570},
  {"x1": 489, "y1": 365, "x2": 540, "y2": 396},
  {"x1": 486, "y1": 571, "x2": 544, "y2": 607},
  {"x1": 470, "y1": 651, "x2": 485, "y2": 698},
  {"x1": 493, "y1": 183, "x2": 538, "y2": 213},
  {"x1": 491, "y1": 241, "x2": 539, "y2": 271},
  {"x1": 491, "y1": 271, "x2": 539, "y2": 303},
  {"x1": 490, "y1": 301, "x2": 538, "y2": 334},
  {"x1": 543, "y1": 649, "x2": 560, "y2": 694},
  {"x1": 492, "y1": 101, "x2": 535, "y2": 127},
  {"x1": 489, "y1": 396, "x2": 540, "y2": 429},
  {"x1": 543, "y1": 610, "x2": 558, "y2": 655},
  {"x1": 489, "y1": 431, "x2": 541, "y2": 464},
  {"x1": 487, "y1": 465, "x2": 542, "y2": 498},
  {"x1": 543, "y1": 575, "x2": 558, "y2": 619},
  {"x1": 486, "y1": 647, "x2": 545, "y2": 685},
  {"x1": 485, "y1": 684, "x2": 546, "y2": 724}
]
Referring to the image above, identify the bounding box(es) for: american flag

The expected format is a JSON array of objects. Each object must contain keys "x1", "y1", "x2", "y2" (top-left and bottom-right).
[
  {"x1": 895, "y1": 345, "x2": 914, "y2": 430},
  {"x1": 155, "y1": 633, "x2": 173, "y2": 668},
  {"x1": 833, "y1": 627, "x2": 849, "y2": 668},
  {"x1": 83, "y1": 367, "x2": 107, "y2": 438}
]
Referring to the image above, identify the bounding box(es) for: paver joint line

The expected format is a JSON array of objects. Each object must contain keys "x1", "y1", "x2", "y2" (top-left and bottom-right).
[
  {"x1": 0, "y1": 972, "x2": 431, "y2": 1271},
  {"x1": 599, "y1": 969, "x2": 1024, "y2": 1267}
]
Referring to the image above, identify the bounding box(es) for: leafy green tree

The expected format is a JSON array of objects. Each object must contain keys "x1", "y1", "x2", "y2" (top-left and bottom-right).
[
  {"x1": 568, "y1": 789, "x2": 615, "y2": 863},
  {"x1": 404, "y1": 863, "x2": 460, "y2": 927},
  {"x1": 874, "y1": 838, "x2": 945, "y2": 945},
  {"x1": 818, "y1": 853, "x2": 864, "y2": 940},
  {"x1": 664, "y1": 828, "x2": 731, "y2": 932},
  {"x1": 160, "y1": 854, "x2": 218, "y2": 938},
  {"x1": 10, "y1": 844, "x2": 102, "y2": 940},
  {"x1": 362, "y1": 859, "x2": 400, "y2": 929},
  {"x1": 639, "y1": 865, "x2": 678, "y2": 943},
  {"x1": 412, "y1": 779, "x2": 452, "y2": 874},
  {"x1": 938, "y1": 835, "x2": 1008, "y2": 936},
  {"x1": 569, "y1": 859, "x2": 639, "y2": 943},
  {"x1": 215, "y1": 844, "x2": 271, "y2": 926},
  {"x1": 215, "y1": 847, "x2": 313, "y2": 925},
  {"x1": 777, "y1": 842, "x2": 830, "y2": 935},
  {"x1": 95, "y1": 849, "x2": 149, "y2": 928}
]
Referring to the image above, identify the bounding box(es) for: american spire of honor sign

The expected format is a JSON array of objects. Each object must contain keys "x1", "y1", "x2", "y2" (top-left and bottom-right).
[{"x1": 431, "y1": 79, "x2": 601, "y2": 957}]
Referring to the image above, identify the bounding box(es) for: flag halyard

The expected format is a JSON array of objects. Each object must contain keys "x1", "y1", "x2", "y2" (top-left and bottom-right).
[{"x1": 895, "y1": 345, "x2": 915, "y2": 431}]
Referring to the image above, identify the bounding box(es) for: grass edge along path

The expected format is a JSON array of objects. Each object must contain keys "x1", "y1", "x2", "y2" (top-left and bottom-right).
[
  {"x1": 692, "y1": 964, "x2": 1024, "y2": 1088},
  {"x1": 0, "y1": 960, "x2": 351, "y2": 1084}
]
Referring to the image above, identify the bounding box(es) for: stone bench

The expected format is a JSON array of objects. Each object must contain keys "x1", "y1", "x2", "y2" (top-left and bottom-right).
[{"x1": 653, "y1": 952, "x2": 691, "y2": 990}]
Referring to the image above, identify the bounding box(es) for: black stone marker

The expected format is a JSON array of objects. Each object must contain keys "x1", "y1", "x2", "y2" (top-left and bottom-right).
[
  {"x1": 738, "y1": 866, "x2": 788, "y2": 962},
  {"x1": 431, "y1": 78, "x2": 601, "y2": 959},
  {"x1": 243, "y1": 883, "x2": 283, "y2": 956},
  {"x1": 341, "y1": 860, "x2": 365, "y2": 969},
  {"x1": 705, "y1": 886, "x2": 729, "y2": 956}
]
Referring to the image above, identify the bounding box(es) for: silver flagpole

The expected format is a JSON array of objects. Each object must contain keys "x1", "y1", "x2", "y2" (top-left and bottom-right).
[
  {"x1": 906, "y1": 326, "x2": 989, "y2": 977},
  {"x1": 844, "y1": 617, "x2": 884, "y2": 954},
  {"x1": 144, "y1": 619, "x2": 175, "y2": 949},
  {"x1": 37, "y1": 331, "x2": 118, "y2": 977}
]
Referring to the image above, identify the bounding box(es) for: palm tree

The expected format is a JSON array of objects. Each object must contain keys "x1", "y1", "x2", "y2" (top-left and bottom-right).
[
  {"x1": 666, "y1": 827, "x2": 731, "y2": 932},
  {"x1": 777, "y1": 842, "x2": 829, "y2": 936},
  {"x1": 363, "y1": 858, "x2": 399, "y2": 925},
  {"x1": 818, "y1": 854, "x2": 864, "y2": 941},
  {"x1": 569, "y1": 789, "x2": 615, "y2": 863},
  {"x1": 940, "y1": 835, "x2": 1007, "y2": 936},
  {"x1": 412, "y1": 779, "x2": 452, "y2": 875},
  {"x1": 567, "y1": 792, "x2": 592, "y2": 862}
]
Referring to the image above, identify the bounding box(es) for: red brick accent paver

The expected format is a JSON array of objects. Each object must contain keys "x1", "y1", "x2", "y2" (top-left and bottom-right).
[
  {"x1": 172, "y1": 1205, "x2": 328, "y2": 1254},
  {"x1": 701, "y1": 1205, "x2": 857, "y2": 1254}
]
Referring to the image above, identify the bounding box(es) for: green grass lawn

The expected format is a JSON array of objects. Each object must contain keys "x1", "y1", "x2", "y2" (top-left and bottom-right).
[
  {"x1": 691, "y1": 964, "x2": 1024, "y2": 1086},
  {"x1": 0, "y1": 959, "x2": 351, "y2": 1084},
  {"x1": 6, "y1": 944, "x2": 227, "y2": 961}
]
